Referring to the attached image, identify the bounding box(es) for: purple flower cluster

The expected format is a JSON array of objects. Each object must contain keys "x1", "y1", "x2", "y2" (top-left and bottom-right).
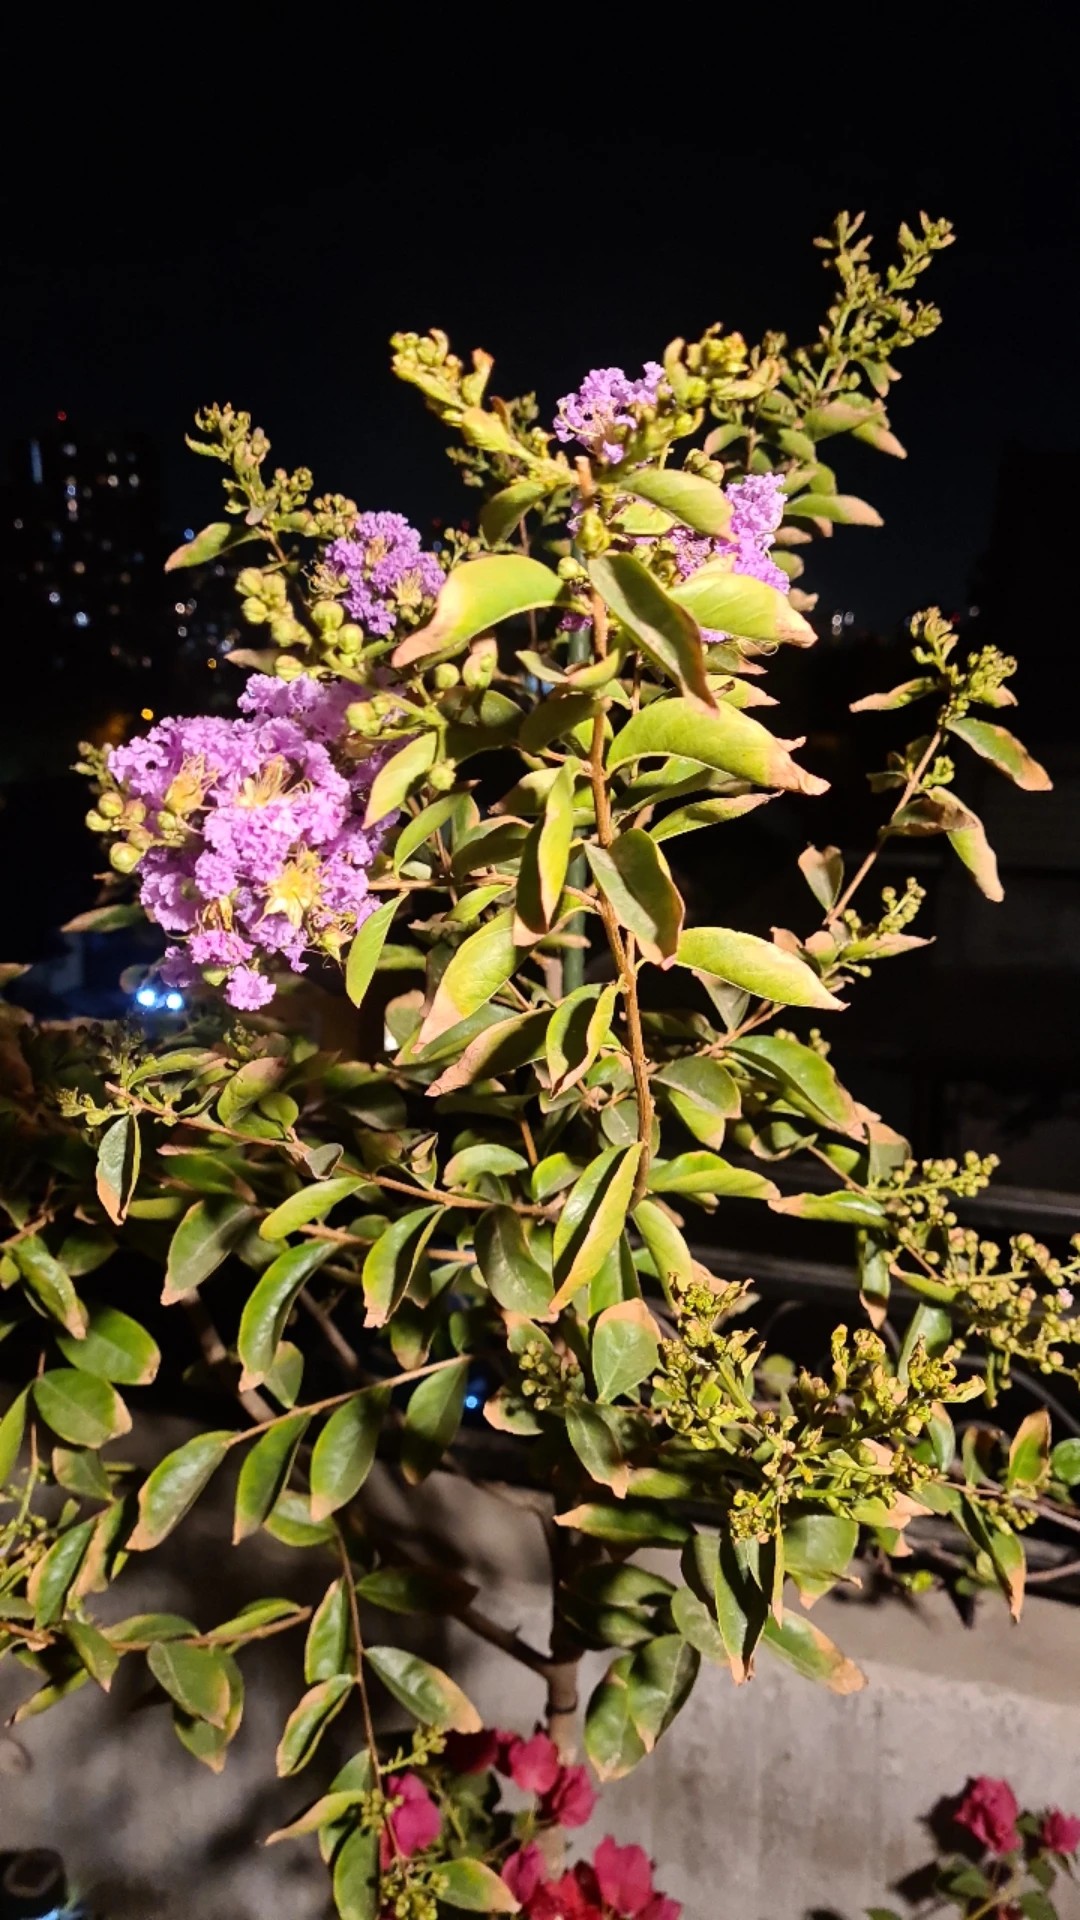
[
  {"x1": 671, "y1": 471, "x2": 787, "y2": 595},
  {"x1": 553, "y1": 363, "x2": 665, "y2": 465},
  {"x1": 326, "y1": 511, "x2": 444, "y2": 638},
  {"x1": 107, "y1": 676, "x2": 388, "y2": 1011}
]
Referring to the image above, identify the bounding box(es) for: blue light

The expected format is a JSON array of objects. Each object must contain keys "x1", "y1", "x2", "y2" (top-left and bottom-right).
[
  {"x1": 464, "y1": 1393, "x2": 481, "y2": 1411},
  {"x1": 74, "y1": 610, "x2": 89, "y2": 628},
  {"x1": 164, "y1": 990, "x2": 185, "y2": 1011},
  {"x1": 183, "y1": 527, "x2": 195, "y2": 541},
  {"x1": 135, "y1": 986, "x2": 158, "y2": 1008}
]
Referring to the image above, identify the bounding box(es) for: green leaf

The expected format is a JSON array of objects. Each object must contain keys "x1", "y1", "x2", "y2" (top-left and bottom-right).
[
  {"x1": 647, "y1": 1153, "x2": 778, "y2": 1199},
  {"x1": 305, "y1": 1577, "x2": 351, "y2": 1683},
  {"x1": 475, "y1": 1208, "x2": 554, "y2": 1318},
  {"x1": 401, "y1": 1361, "x2": 468, "y2": 1485},
  {"x1": 361, "y1": 1207, "x2": 440, "y2": 1329},
  {"x1": 513, "y1": 761, "x2": 576, "y2": 944},
  {"x1": 356, "y1": 1567, "x2": 477, "y2": 1615},
  {"x1": 444, "y1": 1144, "x2": 529, "y2": 1185},
  {"x1": 632, "y1": 1201, "x2": 695, "y2": 1302},
  {"x1": 216, "y1": 1056, "x2": 287, "y2": 1129},
  {"x1": 33, "y1": 1370, "x2": 131, "y2": 1449},
  {"x1": 898, "y1": 1302, "x2": 953, "y2": 1383},
  {"x1": 654, "y1": 1057, "x2": 741, "y2": 1149},
  {"x1": 760, "y1": 1611, "x2": 866, "y2": 1691},
  {"x1": 12, "y1": 1236, "x2": 88, "y2": 1339},
  {"x1": 364, "y1": 1646, "x2": 481, "y2": 1732},
  {"x1": 332, "y1": 1828, "x2": 381, "y2": 1920},
  {"x1": 56, "y1": 1304, "x2": 160, "y2": 1385},
  {"x1": 1051, "y1": 1438, "x2": 1080, "y2": 1487},
  {"x1": 164, "y1": 520, "x2": 246, "y2": 570},
  {"x1": 414, "y1": 910, "x2": 521, "y2": 1050},
  {"x1": 566, "y1": 1402, "x2": 631, "y2": 1496},
  {"x1": 585, "y1": 831, "x2": 684, "y2": 966},
  {"x1": 259, "y1": 1176, "x2": 366, "y2": 1243},
  {"x1": 28, "y1": 1517, "x2": 97, "y2": 1626},
  {"x1": 546, "y1": 983, "x2": 619, "y2": 1096},
  {"x1": 585, "y1": 1653, "x2": 648, "y2": 1780},
  {"x1": 162, "y1": 1197, "x2": 257, "y2": 1304},
  {"x1": 426, "y1": 1007, "x2": 549, "y2": 1097},
  {"x1": 627, "y1": 1634, "x2": 699, "y2": 1752},
  {"x1": 440, "y1": 1860, "x2": 521, "y2": 1913},
  {"x1": 624, "y1": 466, "x2": 733, "y2": 536},
  {"x1": 550, "y1": 1145, "x2": 642, "y2": 1314},
  {"x1": 276, "y1": 1675, "x2": 354, "y2": 1776},
  {"x1": 233, "y1": 1413, "x2": 310, "y2": 1543},
  {"x1": 310, "y1": 1388, "x2": 389, "y2": 1519},
  {"x1": 363, "y1": 733, "x2": 438, "y2": 829},
  {"x1": 946, "y1": 717, "x2": 1051, "y2": 791},
  {"x1": 675, "y1": 926, "x2": 842, "y2": 1009},
  {"x1": 66, "y1": 1618, "x2": 120, "y2": 1691},
  {"x1": 650, "y1": 793, "x2": 775, "y2": 842},
  {"x1": 0, "y1": 1389, "x2": 29, "y2": 1487},
  {"x1": 394, "y1": 554, "x2": 562, "y2": 667},
  {"x1": 730, "y1": 1034, "x2": 860, "y2": 1134},
  {"x1": 265, "y1": 1788, "x2": 369, "y2": 1846},
  {"x1": 769, "y1": 1191, "x2": 886, "y2": 1227},
  {"x1": 893, "y1": 787, "x2": 1003, "y2": 903},
  {"x1": 556, "y1": 1502, "x2": 690, "y2": 1546},
  {"x1": 670, "y1": 1587, "x2": 728, "y2": 1667},
  {"x1": 480, "y1": 480, "x2": 547, "y2": 548},
  {"x1": 708, "y1": 1533, "x2": 771, "y2": 1682},
  {"x1": 238, "y1": 1240, "x2": 333, "y2": 1390},
  {"x1": 345, "y1": 898, "x2": 401, "y2": 1006},
  {"x1": 148, "y1": 1641, "x2": 231, "y2": 1728},
  {"x1": 128, "y1": 1429, "x2": 232, "y2": 1551},
  {"x1": 592, "y1": 1301, "x2": 660, "y2": 1402},
  {"x1": 96, "y1": 1114, "x2": 141, "y2": 1225},
  {"x1": 784, "y1": 492, "x2": 882, "y2": 526},
  {"x1": 392, "y1": 793, "x2": 464, "y2": 872},
  {"x1": 203, "y1": 1598, "x2": 306, "y2": 1644},
  {"x1": 608, "y1": 697, "x2": 827, "y2": 796},
  {"x1": 589, "y1": 552, "x2": 714, "y2": 706},
  {"x1": 670, "y1": 564, "x2": 816, "y2": 646},
  {"x1": 782, "y1": 1513, "x2": 858, "y2": 1601},
  {"x1": 1007, "y1": 1409, "x2": 1051, "y2": 1490},
  {"x1": 62, "y1": 901, "x2": 145, "y2": 934}
]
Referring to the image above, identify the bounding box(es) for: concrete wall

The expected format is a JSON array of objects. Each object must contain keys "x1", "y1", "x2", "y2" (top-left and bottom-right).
[{"x1": 4, "y1": 1448, "x2": 1080, "y2": 1920}]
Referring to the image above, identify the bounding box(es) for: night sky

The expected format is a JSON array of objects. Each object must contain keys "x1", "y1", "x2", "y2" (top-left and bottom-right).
[{"x1": 3, "y1": 82, "x2": 1078, "y2": 632}]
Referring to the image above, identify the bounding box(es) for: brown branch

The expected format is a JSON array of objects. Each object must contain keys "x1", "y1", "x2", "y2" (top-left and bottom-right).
[
  {"x1": 180, "y1": 1293, "x2": 275, "y2": 1423},
  {"x1": 830, "y1": 727, "x2": 944, "y2": 922}
]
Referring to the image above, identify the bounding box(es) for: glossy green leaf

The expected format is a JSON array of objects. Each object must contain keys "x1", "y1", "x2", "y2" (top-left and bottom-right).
[
  {"x1": 310, "y1": 1388, "x2": 389, "y2": 1519},
  {"x1": 761, "y1": 1611, "x2": 866, "y2": 1691},
  {"x1": 95, "y1": 1114, "x2": 141, "y2": 1226},
  {"x1": 475, "y1": 1208, "x2": 554, "y2": 1318},
  {"x1": 0, "y1": 1389, "x2": 29, "y2": 1487},
  {"x1": 784, "y1": 491, "x2": 882, "y2": 526},
  {"x1": 237, "y1": 1240, "x2": 333, "y2": 1390},
  {"x1": 647, "y1": 1153, "x2": 778, "y2": 1199},
  {"x1": 233, "y1": 1413, "x2": 310, "y2": 1543},
  {"x1": 513, "y1": 760, "x2": 576, "y2": 943},
  {"x1": 361, "y1": 1207, "x2": 440, "y2": 1329},
  {"x1": 546, "y1": 983, "x2": 619, "y2": 1096},
  {"x1": 333, "y1": 1828, "x2": 380, "y2": 1920},
  {"x1": 216, "y1": 1057, "x2": 287, "y2": 1130},
  {"x1": 203, "y1": 1599, "x2": 307, "y2": 1644},
  {"x1": 671, "y1": 563, "x2": 816, "y2": 646},
  {"x1": 341, "y1": 899, "x2": 401, "y2": 1008},
  {"x1": 675, "y1": 926, "x2": 842, "y2": 1009},
  {"x1": 12, "y1": 1236, "x2": 88, "y2": 1340},
  {"x1": 769, "y1": 1190, "x2": 886, "y2": 1227},
  {"x1": 276, "y1": 1675, "x2": 354, "y2": 1776},
  {"x1": 480, "y1": 480, "x2": 547, "y2": 548},
  {"x1": 415, "y1": 910, "x2": 520, "y2": 1049},
  {"x1": 264, "y1": 1788, "x2": 369, "y2": 1847},
  {"x1": 28, "y1": 1517, "x2": 97, "y2": 1627},
  {"x1": 670, "y1": 1586, "x2": 728, "y2": 1667},
  {"x1": 440, "y1": 1860, "x2": 521, "y2": 1913},
  {"x1": 608, "y1": 697, "x2": 827, "y2": 795},
  {"x1": 566, "y1": 1402, "x2": 631, "y2": 1495},
  {"x1": 898, "y1": 1302, "x2": 953, "y2": 1383},
  {"x1": 1007, "y1": 1409, "x2": 1051, "y2": 1490},
  {"x1": 365, "y1": 1645, "x2": 481, "y2": 1732},
  {"x1": 632, "y1": 1201, "x2": 695, "y2": 1302},
  {"x1": 585, "y1": 830, "x2": 684, "y2": 965},
  {"x1": 304, "y1": 1577, "x2": 351, "y2": 1683},
  {"x1": 444, "y1": 1144, "x2": 529, "y2": 1185},
  {"x1": 148, "y1": 1640, "x2": 231, "y2": 1728},
  {"x1": 426, "y1": 1008, "x2": 549, "y2": 1097},
  {"x1": 128, "y1": 1429, "x2": 232, "y2": 1551},
  {"x1": 650, "y1": 793, "x2": 775, "y2": 842},
  {"x1": 592, "y1": 1301, "x2": 660, "y2": 1402},
  {"x1": 57, "y1": 1304, "x2": 160, "y2": 1385},
  {"x1": 782, "y1": 1513, "x2": 858, "y2": 1601},
  {"x1": 518, "y1": 689, "x2": 600, "y2": 753},
  {"x1": 550, "y1": 1145, "x2": 642, "y2": 1314},
  {"x1": 363, "y1": 732, "x2": 438, "y2": 828},
  {"x1": 730, "y1": 1035, "x2": 860, "y2": 1134},
  {"x1": 66, "y1": 1618, "x2": 120, "y2": 1691},
  {"x1": 259, "y1": 1177, "x2": 366, "y2": 1244},
  {"x1": 392, "y1": 793, "x2": 465, "y2": 872},
  {"x1": 356, "y1": 1567, "x2": 477, "y2": 1615},
  {"x1": 947, "y1": 717, "x2": 1051, "y2": 791},
  {"x1": 627, "y1": 1634, "x2": 699, "y2": 1752},
  {"x1": 162, "y1": 1197, "x2": 257, "y2": 1304},
  {"x1": 393, "y1": 554, "x2": 561, "y2": 669},
  {"x1": 555, "y1": 1502, "x2": 690, "y2": 1546},
  {"x1": 33, "y1": 1370, "x2": 131, "y2": 1449},
  {"x1": 589, "y1": 552, "x2": 714, "y2": 706},
  {"x1": 1051, "y1": 1438, "x2": 1080, "y2": 1487},
  {"x1": 654, "y1": 1058, "x2": 741, "y2": 1148},
  {"x1": 401, "y1": 1361, "x2": 468, "y2": 1485},
  {"x1": 624, "y1": 466, "x2": 733, "y2": 536},
  {"x1": 585, "y1": 1653, "x2": 648, "y2": 1781}
]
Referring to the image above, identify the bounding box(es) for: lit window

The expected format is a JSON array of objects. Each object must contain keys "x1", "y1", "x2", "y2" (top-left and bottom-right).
[
  {"x1": 164, "y1": 991, "x2": 185, "y2": 1012},
  {"x1": 48, "y1": 590, "x2": 61, "y2": 605},
  {"x1": 30, "y1": 439, "x2": 43, "y2": 484},
  {"x1": 183, "y1": 527, "x2": 194, "y2": 541},
  {"x1": 74, "y1": 611, "x2": 89, "y2": 628},
  {"x1": 136, "y1": 986, "x2": 158, "y2": 1009},
  {"x1": 174, "y1": 601, "x2": 186, "y2": 614}
]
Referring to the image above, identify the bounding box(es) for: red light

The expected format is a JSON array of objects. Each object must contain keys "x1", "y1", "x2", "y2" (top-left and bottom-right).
[{"x1": 56, "y1": 409, "x2": 67, "y2": 422}]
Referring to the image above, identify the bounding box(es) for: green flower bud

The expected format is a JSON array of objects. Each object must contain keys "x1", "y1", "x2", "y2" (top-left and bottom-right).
[
  {"x1": 109, "y1": 841, "x2": 142, "y2": 874},
  {"x1": 155, "y1": 810, "x2": 178, "y2": 834},
  {"x1": 123, "y1": 800, "x2": 146, "y2": 825},
  {"x1": 236, "y1": 567, "x2": 265, "y2": 598},
  {"x1": 311, "y1": 600, "x2": 345, "y2": 632},
  {"x1": 370, "y1": 693, "x2": 398, "y2": 718},
  {"x1": 270, "y1": 615, "x2": 308, "y2": 647},
  {"x1": 201, "y1": 965, "x2": 228, "y2": 987},
  {"x1": 241, "y1": 597, "x2": 268, "y2": 625},
  {"x1": 557, "y1": 555, "x2": 586, "y2": 582},
  {"x1": 432, "y1": 662, "x2": 460, "y2": 689},
  {"x1": 463, "y1": 638, "x2": 496, "y2": 689},
  {"x1": 576, "y1": 508, "x2": 609, "y2": 556},
  {"x1": 273, "y1": 654, "x2": 305, "y2": 682},
  {"x1": 97, "y1": 791, "x2": 124, "y2": 819},
  {"x1": 346, "y1": 701, "x2": 380, "y2": 735},
  {"x1": 428, "y1": 760, "x2": 456, "y2": 792},
  {"x1": 339, "y1": 623, "x2": 364, "y2": 650},
  {"x1": 84, "y1": 809, "x2": 109, "y2": 833},
  {"x1": 127, "y1": 826, "x2": 155, "y2": 851}
]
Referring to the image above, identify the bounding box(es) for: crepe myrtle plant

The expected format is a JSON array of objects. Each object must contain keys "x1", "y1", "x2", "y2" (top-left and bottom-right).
[{"x1": 2, "y1": 211, "x2": 1078, "y2": 1920}]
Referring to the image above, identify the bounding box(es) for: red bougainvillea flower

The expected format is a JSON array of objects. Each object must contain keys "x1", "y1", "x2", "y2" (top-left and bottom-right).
[
  {"x1": 593, "y1": 1837, "x2": 656, "y2": 1916},
  {"x1": 379, "y1": 1772, "x2": 441, "y2": 1868},
  {"x1": 955, "y1": 1778, "x2": 1021, "y2": 1855},
  {"x1": 505, "y1": 1730, "x2": 562, "y2": 1795},
  {"x1": 443, "y1": 1728, "x2": 503, "y2": 1775},
  {"x1": 529, "y1": 1866, "x2": 603, "y2": 1920},
  {"x1": 1041, "y1": 1810, "x2": 1080, "y2": 1855},
  {"x1": 502, "y1": 1844, "x2": 546, "y2": 1905},
  {"x1": 543, "y1": 1764, "x2": 598, "y2": 1830},
  {"x1": 639, "y1": 1896, "x2": 682, "y2": 1920}
]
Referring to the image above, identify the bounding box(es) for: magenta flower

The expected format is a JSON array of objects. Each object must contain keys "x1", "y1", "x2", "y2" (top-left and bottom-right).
[
  {"x1": 504, "y1": 1730, "x2": 561, "y2": 1795},
  {"x1": 379, "y1": 1772, "x2": 441, "y2": 1868},
  {"x1": 529, "y1": 1869, "x2": 603, "y2": 1920},
  {"x1": 593, "y1": 1838, "x2": 656, "y2": 1916},
  {"x1": 1041, "y1": 1809, "x2": 1080, "y2": 1855},
  {"x1": 543, "y1": 1763, "x2": 597, "y2": 1830},
  {"x1": 553, "y1": 364, "x2": 665, "y2": 466},
  {"x1": 502, "y1": 1844, "x2": 546, "y2": 1905},
  {"x1": 442, "y1": 1727, "x2": 504, "y2": 1775},
  {"x1": 326, "y1": 510, "x2": 444, "y2": 637},
  {"x1": 955, "y1": 1777, "x2": 1021, "y2": 1855}
]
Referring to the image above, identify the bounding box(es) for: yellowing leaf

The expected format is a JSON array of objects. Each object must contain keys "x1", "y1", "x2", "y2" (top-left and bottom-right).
[
  {"x1": 393, "y1": 555, "x2": 562, "y2": 667},
  {"x1": 513, "y1": 762, "x2": 576, "y2": 944},
  {"x1": 415, "y1": 911, "x2": 520, "y2": 1049},
  {"x1": 671, "y1": 565, "x2": 816, "y2": 646},
  {"x1": 675, "y1": 926, "x2": 843, "y2": 1009},
  {"x1": 345, "y1": 899, "x2": 401, "y2": 1007},
  {"x1": 608, "y1": 697, "x2": 828, "y2": 796}
]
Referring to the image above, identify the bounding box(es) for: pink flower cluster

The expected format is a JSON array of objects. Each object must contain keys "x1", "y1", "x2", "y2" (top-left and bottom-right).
[
  {"x1": 503, "y1": 1837, "x2": 680, "y2": 1920},
  {"x1": 106, "y1": 675, "x2": 387, "y2": 1010},
  {"x1": 955, "y1": 1776, "x2": 1080, "y2": 1859},
  {"x1": 445, "y1": 1726, "x2": 596, "y2": 1828},
  {"x1": 670, "y1": 470, "x2": 787, "y2": 599},
  {"x1": 553, "y1": 364, "x2": 666, "y2": 466}
]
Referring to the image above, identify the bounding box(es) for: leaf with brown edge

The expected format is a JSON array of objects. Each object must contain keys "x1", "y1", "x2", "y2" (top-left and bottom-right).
[
  {"x1": 674, "y1": 926, "x2": 843, "y2": 1009},
  {"x1": 893, "y1": 787, "x2": 1003, "y2": 902},
  {"x1": 608, "y1": 696, "x2": 828, "y2": 795},
  {"x1": 128, "y1": 1430, "x2": 232, "y2": 1552},
  {"x1": 1007, "y1": 1408, "x2": 1052, "y2": 1491},
  {"x1": 585, "y1": 831, "x2": 684, "y2": 966},
  {"x1": 546, "y1": 983, "x2": 619, "y2": 1096},
  {"x1": 649, "y1": 792, "x2": 776, "y2": 842},
  {"x1": 414, "y1": 910, "x2": 520, "y2": 1049},
  {"x1": 850, "y1": 677, "x2": 935, "y2": 713},
  {"x1": 425, "y1": 1009, "x2": 549, "y2": 1097},
  {"x1": 12, "y1": 1238, "x2": 88, "y2": 1340},
  {"x1": 761, "y1": 1610, "x2": 866, "y2": 1691},
  {"x1": 513, "y1": 761, "x2": 576, "y2": 944},
  {"x1": 364, "y1": 1646, "x2": 481, "y2": 1732},
  {"x1": 276, "y1": 1676, "x2": 354, "y2": 1776},
  {"x1": 670, "y1": 566, "x2": 817, "y2": 647},
  {"x1": 550, "y1": 1145, "x2": 642, "y2": 1314},
  {"x1": 946, "y1": 717, "x2": 1052, "y2": 791},
  {"x1": 96, "y1": 1114, "x2": 141, "y2": 1225},
  {"x1": 392, "y1": 554, "x2": 562, "y2": 668}
]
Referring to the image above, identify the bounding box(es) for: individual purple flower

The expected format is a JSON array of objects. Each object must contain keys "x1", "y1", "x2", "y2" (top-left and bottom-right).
[
  {"x1": 326, "y1": 510, "x2": 444, "y2": 637},
  {"x1": 553, "y1": 363, "x2": 665, "y2": 465},
  {"x1": 105, "y1": 674, "x2": 389, "y2": 1011}
]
